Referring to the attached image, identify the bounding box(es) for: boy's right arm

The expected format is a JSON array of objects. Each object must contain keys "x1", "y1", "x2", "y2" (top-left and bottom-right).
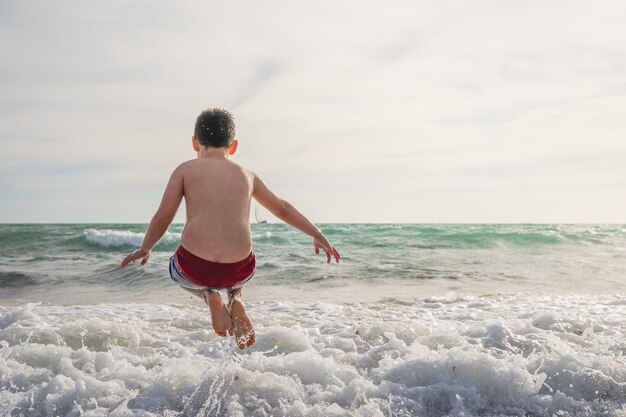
[
  {"x1": 121, "y1": 165, "x2": 184, "y2": 268},
  {"x1": 252, "y1": 174, "x2": 340, "y2": 263}
]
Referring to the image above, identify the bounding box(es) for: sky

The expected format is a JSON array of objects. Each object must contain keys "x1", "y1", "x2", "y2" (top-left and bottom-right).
[{"x1": 1, "y1": 0, "x2": 625, "y2": 223}]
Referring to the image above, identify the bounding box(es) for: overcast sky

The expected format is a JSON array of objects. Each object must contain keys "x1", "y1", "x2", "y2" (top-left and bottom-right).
[{"x1": 1, "y1": 0, "x2": 625, "y2": 223}]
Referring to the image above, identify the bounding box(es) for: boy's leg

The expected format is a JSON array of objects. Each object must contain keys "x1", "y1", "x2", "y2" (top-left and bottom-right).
[
  {"x1": 227, "y1": 287, "x2": 256, "y2": 349},
  {"x1": 179, "y1": 286, "x2": 233, "y2": 337}
]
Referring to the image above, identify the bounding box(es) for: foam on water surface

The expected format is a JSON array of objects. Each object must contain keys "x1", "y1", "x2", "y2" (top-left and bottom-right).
[
  {"x1": 1, "y1": 294, "x2": 625, "y2": 417},
  {"x1": 83, "y1": 228, "x2": 273, "y2": 250},
  {"x1": 83, "y1": 229, "x2": 181, "y2": 248}
]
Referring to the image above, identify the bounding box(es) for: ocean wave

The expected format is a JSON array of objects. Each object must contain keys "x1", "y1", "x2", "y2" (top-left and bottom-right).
[
  {"x1": 84, "y1": 229, "x2": 280, "y2": 249},
  {"x1": 251, "y1": 231, "x2": 273, "y2": 239},
  {"x1": 0, "y1": 295, "x2": 625, "y2": 416},
  {"x1": 0, "y1": 271, "x2": 39, "y2": 288},
  {"x1": 84, "y1": 229, "x2": 181, "y2": 248}
]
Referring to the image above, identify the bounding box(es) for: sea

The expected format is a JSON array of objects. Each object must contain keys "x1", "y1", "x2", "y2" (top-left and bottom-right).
[{"x1": 0, "y1": 223, "x2": 625, "y2": 416}]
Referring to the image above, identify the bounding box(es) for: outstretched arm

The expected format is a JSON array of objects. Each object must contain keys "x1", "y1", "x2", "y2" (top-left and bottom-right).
[
  {"x1": 252, "y1": 174, "x2": 340, "y2": 263},
  {"x1": 121, "y1": 166, "x2": 184, "y2": 267}
]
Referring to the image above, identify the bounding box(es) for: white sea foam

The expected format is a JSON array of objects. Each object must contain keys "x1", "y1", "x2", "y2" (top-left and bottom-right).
[
  {"x1": 1, "y1": 294, "x2": 625, "y2": 416},
  {"x1": 85, "y1": 229, "x2": 273, "y2": 248},
  {"x1": 84, "y1": 229, "x2": 181, "y2": 248}
]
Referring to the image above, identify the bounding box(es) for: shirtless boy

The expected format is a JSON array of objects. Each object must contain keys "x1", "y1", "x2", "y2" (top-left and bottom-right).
[{"x1": 121, "y1": 108, "x2": 341, "y2": 349}]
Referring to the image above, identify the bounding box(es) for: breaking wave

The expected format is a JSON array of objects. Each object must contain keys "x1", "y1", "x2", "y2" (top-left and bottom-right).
[{"x1": 84, "y1": 229, "x2": 181, "y2": 248}]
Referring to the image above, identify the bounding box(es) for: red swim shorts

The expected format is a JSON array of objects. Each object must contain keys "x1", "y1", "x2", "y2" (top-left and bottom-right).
[{"x1": 169, "y1": 245, "x2": 256, "y2": 289}]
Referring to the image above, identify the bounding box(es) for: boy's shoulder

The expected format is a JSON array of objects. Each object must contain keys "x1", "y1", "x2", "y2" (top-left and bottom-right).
[
  {"x1": 174, "y1": 159, "x2": 258, "y2": 178},
  {"x1": 170, "y1": 159, "x2": 197, "y2": 176},
  {"x1": 176, "y1": 158, "x2": 199, "y2": 169}
]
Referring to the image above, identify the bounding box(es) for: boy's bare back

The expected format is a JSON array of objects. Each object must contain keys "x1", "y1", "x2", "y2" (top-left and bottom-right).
[{"x1": 177, "y1": 155, "x2": 254, "y2": 263}]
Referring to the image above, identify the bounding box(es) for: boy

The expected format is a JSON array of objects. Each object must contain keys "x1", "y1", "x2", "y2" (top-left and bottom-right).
[{"x1": 121, "y1": 108, "x2": 341, "y2": 350}]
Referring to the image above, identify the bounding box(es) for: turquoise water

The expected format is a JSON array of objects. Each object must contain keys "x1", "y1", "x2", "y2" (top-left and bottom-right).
[
  {"x1": 1, "y1": 224, "x2": 626, "y2": 416},
  {"x1": 1, "y1": 223, "x2": 624, "y2": 303}
]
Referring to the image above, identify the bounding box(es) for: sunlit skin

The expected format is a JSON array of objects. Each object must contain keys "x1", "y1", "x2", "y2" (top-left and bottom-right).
[{"x1": 121, "y1": 137, "x2": 340, "y2": 349}]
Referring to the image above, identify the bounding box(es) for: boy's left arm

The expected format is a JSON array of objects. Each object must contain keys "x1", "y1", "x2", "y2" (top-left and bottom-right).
[{"x1": 121, "y1": 166, "x2": 184, "y2": 267}]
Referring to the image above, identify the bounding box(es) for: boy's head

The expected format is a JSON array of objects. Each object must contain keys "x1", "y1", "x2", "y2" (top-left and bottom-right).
[{"x1": 193, "y1": 108, "x2": 236, "y2": 148}]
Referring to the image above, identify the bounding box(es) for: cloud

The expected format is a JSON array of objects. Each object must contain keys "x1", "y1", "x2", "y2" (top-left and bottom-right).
[
  {"x1": 228, "y1": 61, "x2": 281, "y2": 109},
  {"x1": 1, "y1": 0, "x2": 625, "y2": 222}
]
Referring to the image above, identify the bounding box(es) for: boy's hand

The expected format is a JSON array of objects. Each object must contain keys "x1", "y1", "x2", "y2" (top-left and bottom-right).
[
  {"x1": 314, "y1": 234, "x2": 341, "y2": 264},
  {"x1": 121, "y1": 248, "x2": 151, "y2": 268}
]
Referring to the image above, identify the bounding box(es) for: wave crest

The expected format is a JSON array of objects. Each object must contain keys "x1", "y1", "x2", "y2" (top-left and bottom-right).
[{"x1": 84, "y1": 229, "x2": 181, "y2": 248}]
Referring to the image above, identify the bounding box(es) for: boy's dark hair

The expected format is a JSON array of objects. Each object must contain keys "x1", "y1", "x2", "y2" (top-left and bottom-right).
[{"x1": 194, "y1": 108, "x2": 236, "y2": 148}]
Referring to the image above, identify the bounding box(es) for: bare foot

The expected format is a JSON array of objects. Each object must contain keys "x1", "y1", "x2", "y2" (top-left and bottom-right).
[
  {"x1": 229, "y1": 298, "x2": 255, "y2": 349},
  {"x1": 180, "y1": 287, "x2": 234, "y2": 337},
  {"x1": 206, "y1": 292, "x2": 234, "y2": 337}
]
